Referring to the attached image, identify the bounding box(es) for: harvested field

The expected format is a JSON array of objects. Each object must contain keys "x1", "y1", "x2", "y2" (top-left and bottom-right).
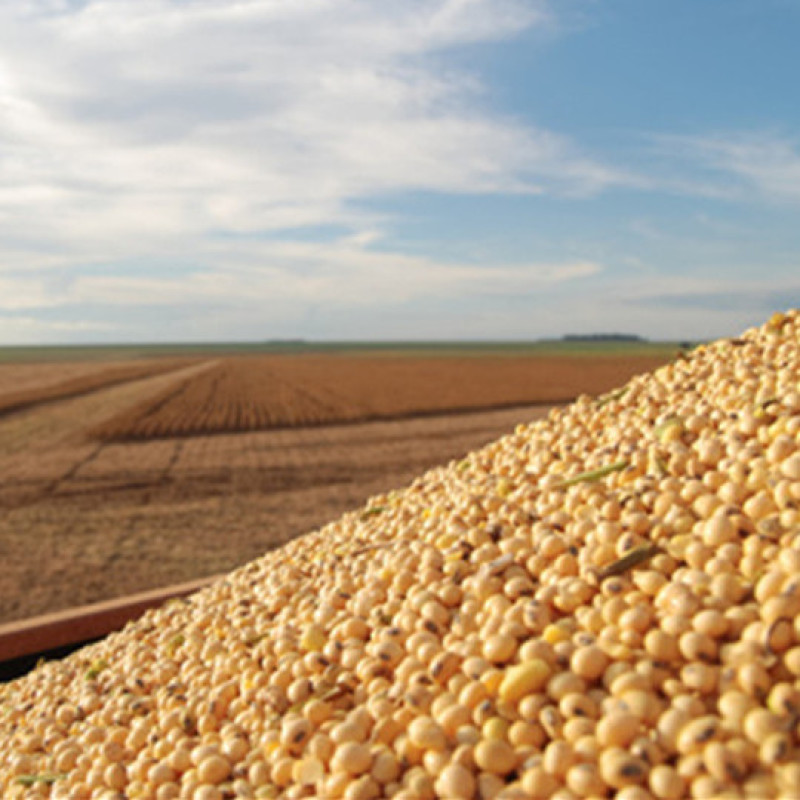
[
  {"x1": 0, "y1": 357, "x2": 198, "y2": 418},
  {"x1": 90, "y1": 352, "x2": 673, "y2": 441},
  {"x1": 0, "y1": 346, "x2": 677, "y2": 624}
]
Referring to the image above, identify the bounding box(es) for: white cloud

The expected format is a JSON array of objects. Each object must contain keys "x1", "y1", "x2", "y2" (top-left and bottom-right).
[
  {"x1": 0, "y1": 0, "x2": 635, "y2": 342},
  {"x1": 7, "y1": 2, "x2": 787, "y2": 345},
  {"x1": 0, "y1": 276, "x2": 62, "y2": 310},
  {"x1": 0, "y1": 0, "x2": 620, "y2": 266},
  {"x1": 0, "y1": 314, "x2": 115, "y2": 345}
]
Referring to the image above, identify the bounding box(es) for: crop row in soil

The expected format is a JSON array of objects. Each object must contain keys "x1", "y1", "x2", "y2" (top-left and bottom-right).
[{"x1": 90, "y1": 353, "x2": 673, "y2": 441}]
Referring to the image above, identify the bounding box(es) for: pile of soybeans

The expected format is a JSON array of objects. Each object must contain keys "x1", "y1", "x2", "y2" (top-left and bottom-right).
[{"x1": 2, "y1": 311, "x2": 800, "y2": 800}]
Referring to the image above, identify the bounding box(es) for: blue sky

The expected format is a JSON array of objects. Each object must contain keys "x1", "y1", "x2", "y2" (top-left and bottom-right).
[{"x1": 0, "y1": 0, "x2": 798, "y2": 343}]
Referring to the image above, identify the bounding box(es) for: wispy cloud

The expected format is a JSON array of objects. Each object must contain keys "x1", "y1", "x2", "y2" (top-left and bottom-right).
[
  {"x1": 0, "y1": 217, "x2": 606, "y2": 340},
  {"x1": 3, "y1": 232, "x2": 603, "y2": 309},
  {"x1": 459, "y1": 272, "x2": 800, "y2": 343},
  {"x1": 70, "y1": 250, "x2": 602, "y2": 308},
  {"x1": 0, "y1": 276, "x2": 63, "y2": 310},
  {"x1": 0, "y1": 314, "x2": 115, "y2": 345},
  {"x1": 4, "y1": 255, "x2": 795, "y2": 343},
  {"x1": 650, "y1": 132, "x2": 800, "y2": 203},
  {"x1": 600, "y1": 273, "x2": 800, "y2": 339},
  {"x1": 625, "y1": 280, "x2": 800, "y2": 315}
]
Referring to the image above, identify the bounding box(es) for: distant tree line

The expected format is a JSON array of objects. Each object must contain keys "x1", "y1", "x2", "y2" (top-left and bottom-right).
[{"x1": 562, "y1": 333, "x2": 646, "y2": 342}]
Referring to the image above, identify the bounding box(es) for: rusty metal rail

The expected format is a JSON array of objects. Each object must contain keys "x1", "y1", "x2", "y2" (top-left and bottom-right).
[{"x1": 0, "y1": 575, "x2": 223, "y2": 681}]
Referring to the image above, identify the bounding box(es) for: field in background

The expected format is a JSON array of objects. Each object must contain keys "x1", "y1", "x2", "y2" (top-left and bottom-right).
[
  {"x1": 0, "y1": 343, "x2": 680, "y2": 623},
  {"x1": 0, "y1": 338, "x2": 683, "y2": 362},
  {"x1": 91, "y1": 352, "x2": 672, "y2": 441}
]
